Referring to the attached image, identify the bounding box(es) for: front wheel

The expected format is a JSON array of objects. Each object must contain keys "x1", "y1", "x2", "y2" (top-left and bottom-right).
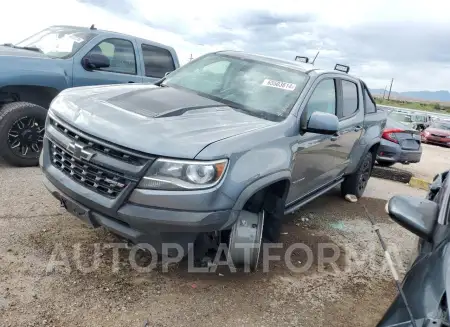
[
  {"x1": 0, "y1": 102, "x2": 47, "y2": 167},
  {"x1": 341, "y1": 151, "x2": 373, "y2": 198}
]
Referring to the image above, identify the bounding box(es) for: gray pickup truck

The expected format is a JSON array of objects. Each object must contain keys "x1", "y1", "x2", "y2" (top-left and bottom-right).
[
  {"x1": 40, "y1": 51, "x2": 387, "y2": 270},
  {"x1": 0, "y1": 25, "x2": 179, "y2": 167}
]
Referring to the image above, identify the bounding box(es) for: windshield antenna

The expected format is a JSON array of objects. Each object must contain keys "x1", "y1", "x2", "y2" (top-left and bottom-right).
[{"x1": 362, "y1": 205, "x2": 418, "y2": 327}]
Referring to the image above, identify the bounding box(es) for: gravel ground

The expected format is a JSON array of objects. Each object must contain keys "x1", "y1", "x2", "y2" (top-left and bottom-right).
[
  {"x1": 0, "y1": 159, "x2": 427, "y2": 327},
  {"x1": 390, "y1": 143, "x2": 450, "y2": 182}
]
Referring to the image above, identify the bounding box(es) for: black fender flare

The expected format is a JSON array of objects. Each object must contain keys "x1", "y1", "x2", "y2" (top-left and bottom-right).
[
  {"x1": 347, "y1": 138, "x2": 380, "y2": 174},
  {"x1": 232, "y1": 170, "x2": 292, "y2": 211}
]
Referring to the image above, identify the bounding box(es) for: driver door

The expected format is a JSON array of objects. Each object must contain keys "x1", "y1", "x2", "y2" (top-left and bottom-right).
[
  {"x1": 72, "y1": 37, "x2": 143, "y2": 87},
  {"x1": 286, "y1": 77, "x2": 341, "y2": 204}
]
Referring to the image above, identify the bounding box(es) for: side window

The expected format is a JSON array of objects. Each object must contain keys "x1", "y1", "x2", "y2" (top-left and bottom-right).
[
  {"x1": 141, "y1": 44, "x2": 176, "y2": 78},
  {"x1": 363, "y1": 87, "x2": 377, "y2": 114},
  {"x1": 87, "y1": 38, "x2": 136, "y2": 75},
  {"x1": 305, "y1": 79, "x2": 337, "y2": 120},
  {"x1": 341, "y1": 80, "x2": 359, "y2": 118}
]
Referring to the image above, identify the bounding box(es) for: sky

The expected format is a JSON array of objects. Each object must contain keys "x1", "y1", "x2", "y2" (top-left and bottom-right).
[{"x1": 1, "y1": 0, "x2": 449, "y2": 92}]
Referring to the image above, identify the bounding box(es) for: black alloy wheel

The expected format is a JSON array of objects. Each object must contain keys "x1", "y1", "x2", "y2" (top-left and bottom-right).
[{"x1": 7, "y1": 116, "x2": 45, "y2": 157}]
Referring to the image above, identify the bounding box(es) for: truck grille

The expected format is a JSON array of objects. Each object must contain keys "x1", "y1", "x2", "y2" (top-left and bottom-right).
[
  {"x1": 49, "y1": 117, "x2": 148, "y2": 166},
  {"x1": 49, "y1": 141, "x2": 129, "y2": 198}
]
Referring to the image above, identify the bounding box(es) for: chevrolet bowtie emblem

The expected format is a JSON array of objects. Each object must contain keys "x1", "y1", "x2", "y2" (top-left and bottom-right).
[{"x1": 67, "y1": 141, "x2": 95, "y2": 161}]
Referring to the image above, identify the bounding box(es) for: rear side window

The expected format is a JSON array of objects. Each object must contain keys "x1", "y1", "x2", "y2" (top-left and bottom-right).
[
  {"x1": 141, "y1": 44, "x2": 176, "y2": 78},
  {"x1": 341, "y1": 80, "x2": 358, "y2": 118},
  {"x1": 363, "y1": 87, "x2": 377, "y2": 114}
]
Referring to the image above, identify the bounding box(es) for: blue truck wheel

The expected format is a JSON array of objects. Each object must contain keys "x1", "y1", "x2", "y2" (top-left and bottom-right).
[{"x1": 0, "y1": 102, "x2": 47, "y2": 167}]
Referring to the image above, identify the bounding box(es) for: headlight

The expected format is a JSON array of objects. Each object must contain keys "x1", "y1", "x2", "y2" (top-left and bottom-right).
[{"x1": 138, "y1": 158, "x2": 228, "y2": 190}]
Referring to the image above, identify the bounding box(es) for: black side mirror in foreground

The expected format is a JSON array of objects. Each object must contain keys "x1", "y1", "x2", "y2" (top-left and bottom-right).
[
  {"x1": 304, "y1": 111, "x2": 339, "y2": 135},
  {"x1": 387, "y1": 195, "x2": 438, "y2": 241},
  {"x1": 82, "y1": 53, "x2": 110, "y2": 70}
]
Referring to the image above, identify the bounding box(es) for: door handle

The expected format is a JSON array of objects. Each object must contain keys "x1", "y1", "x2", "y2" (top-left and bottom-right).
[
  {"x1": 331, "y1": 133, "x2": 339, "y2": 141},
  {"x1": 354, "y1": 125, "x2": 362, "y2": 132},
  {"x1": 128, "y1": 81, "x2": 135, "y2": 83}
]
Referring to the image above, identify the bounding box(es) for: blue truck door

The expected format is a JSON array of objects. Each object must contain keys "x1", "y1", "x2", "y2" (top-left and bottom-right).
[
  {"x1": 136, "y1": 41, "x2": 178, "y2": 84},
  {"x1": 72, "y1": 36, "x2": 143, "y2": 86}
]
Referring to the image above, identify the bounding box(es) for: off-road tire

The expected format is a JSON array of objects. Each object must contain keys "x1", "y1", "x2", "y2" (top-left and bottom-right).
[
  {"x1": 0, "y1": 102, "x2": 47, "y2": 167},
  {"x1": 341, "y1": 151, "x2": 373, "y2": 198},
  {"x1": 376, "y1": 160, "x2": 395, "y2": 167}
]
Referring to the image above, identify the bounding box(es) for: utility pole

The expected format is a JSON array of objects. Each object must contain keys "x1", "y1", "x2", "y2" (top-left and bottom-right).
[
  {"x1": 387, "y1": 78, "x2": 394, "y2": 100},
  {"x1": 382, "y1": 85, "x2": 387, "y2": 99},
  {"x1": 310, "y1": 51, "x2": 320, "y2": 65},
  {"x1": 189, "y1": 53, "x2": 193, "y2": 61}
]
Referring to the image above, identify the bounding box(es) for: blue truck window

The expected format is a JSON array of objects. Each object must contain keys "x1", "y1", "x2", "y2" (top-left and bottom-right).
[
  {"x1": 86, "y1": 38, "x2": 137, "y2": 75},
  {"x1": 141, "y1": 44, "x2": 175, "y2": 78}
]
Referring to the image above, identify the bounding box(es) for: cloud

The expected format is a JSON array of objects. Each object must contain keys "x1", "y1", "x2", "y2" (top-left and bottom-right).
[{"x1": 1, "y1": 0, "x2": 450, "y2": 92}]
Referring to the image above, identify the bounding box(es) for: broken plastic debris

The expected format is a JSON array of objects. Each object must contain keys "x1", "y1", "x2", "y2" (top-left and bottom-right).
[
  {"x1": 345, "y1": 194, "x2": 358, "y2": 203},
  {"x1": 191, "y1": 283, "x2": 197, "y2": 289},
  {"x1": 330, "y1": 221, "x2": 346, "y2": 231}
]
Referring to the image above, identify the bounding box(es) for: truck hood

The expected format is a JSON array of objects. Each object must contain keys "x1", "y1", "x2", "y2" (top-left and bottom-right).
[
  {"x1": 51, "y1": 84, "x2": 274, "y2": 159},
  {"x1": 0, "y1": 45, "x2": 50, "y2": 59}
]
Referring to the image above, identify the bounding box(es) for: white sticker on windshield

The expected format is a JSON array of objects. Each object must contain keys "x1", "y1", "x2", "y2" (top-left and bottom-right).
[{"x1": 261, "y1": 79, "x2": 296, "y2": 91}]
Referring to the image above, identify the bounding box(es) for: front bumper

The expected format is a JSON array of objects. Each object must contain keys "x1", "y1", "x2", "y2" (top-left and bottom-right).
[
  {"x1": 422, "y1": 135, "x2": 450, "y2": 147},
  {"x1": 42, "y1": 173, "x2": 238, "y2": 254}
]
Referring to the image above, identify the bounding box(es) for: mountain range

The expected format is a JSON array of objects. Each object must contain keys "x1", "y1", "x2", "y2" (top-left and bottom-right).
[{"x1": 370, "y1": 89, "x2": 450, "y2": 102}]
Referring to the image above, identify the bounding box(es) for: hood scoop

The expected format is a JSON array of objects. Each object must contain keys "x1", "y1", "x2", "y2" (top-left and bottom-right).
[{"x1": 106, "y1": 86, "x2": 226, "y2": 118}]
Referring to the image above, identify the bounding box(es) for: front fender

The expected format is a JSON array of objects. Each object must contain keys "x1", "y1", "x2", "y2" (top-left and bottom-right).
[
  {"x1": 232, "y1": 170, "x2": 292, "y2": 210},
  {"x1": 0, "y1": 57, "x2": 71, "y2": 90}
]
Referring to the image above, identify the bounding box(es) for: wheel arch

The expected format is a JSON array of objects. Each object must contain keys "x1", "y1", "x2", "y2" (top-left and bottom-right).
[
  {"x1": 0, "y1": 85, "x2": 59, "y2": 109},
  {"x1": 232, "y1": 171, "x2": 291, "y2": 212}
]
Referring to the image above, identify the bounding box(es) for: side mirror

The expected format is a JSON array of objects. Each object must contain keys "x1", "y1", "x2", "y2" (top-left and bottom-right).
[
  {"x1": 387, "y1": 195, "x2": 438, "y2": 241},
  {"x1": 304, "y1": 111, "x2": 339, "y2": 135},
  {"x1": 82, "y1": 53, "x2": 110, "y2": 70}
]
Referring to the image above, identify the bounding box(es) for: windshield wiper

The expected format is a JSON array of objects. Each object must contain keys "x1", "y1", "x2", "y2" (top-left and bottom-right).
[{"x1": 2, "y1": 43, "x2": 43, "y2": 54}]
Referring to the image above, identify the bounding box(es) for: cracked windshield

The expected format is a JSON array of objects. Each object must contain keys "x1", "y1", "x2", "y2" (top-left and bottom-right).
[{"x1": 0, "y1": 1, "x2": 449, "y2": 326}]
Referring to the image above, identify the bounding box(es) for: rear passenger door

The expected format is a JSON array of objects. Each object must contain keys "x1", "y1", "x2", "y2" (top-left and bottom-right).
[
  {"x1": 334, "y1": 78, "x2": 364, "y2": 174},
  {"x1": 139, "y1": 43, "x2": 177, "y2": 83},
  {"x1": 73, "y1": 37, "x2": 143, "y2": 86}
]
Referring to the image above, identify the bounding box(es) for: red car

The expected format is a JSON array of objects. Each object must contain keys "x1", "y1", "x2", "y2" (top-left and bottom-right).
[{"x1": 422, "y1": 121, "x2": 450, "y2": 146}]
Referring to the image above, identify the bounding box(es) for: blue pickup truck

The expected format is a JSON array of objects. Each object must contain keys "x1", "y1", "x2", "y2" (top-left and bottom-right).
[{"x1": 0, "y1": 25, "x2": 180, "y2": 167}]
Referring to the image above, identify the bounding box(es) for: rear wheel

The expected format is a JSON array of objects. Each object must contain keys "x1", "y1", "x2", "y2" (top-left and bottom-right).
[
  {"x1": 0, "y1": 102, "x2": 47, "y2": 167},
  {"x1": 341, "y1": 151, "x2": 373, "y2": 198},
  {"x1": 377, "y1": 160, "x2": 396, "y2": 167}
]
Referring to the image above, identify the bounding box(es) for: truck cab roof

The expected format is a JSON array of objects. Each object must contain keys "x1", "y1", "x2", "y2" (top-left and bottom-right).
[
  {"x1": 216, "y1": 50, "x2": 356, "y2": 79},
  {"x1": 50, "y1": 25, "x2": 176, "y2": 52}
]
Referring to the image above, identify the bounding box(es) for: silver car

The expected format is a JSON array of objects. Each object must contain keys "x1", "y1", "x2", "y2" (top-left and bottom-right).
[{"x1": 377, "y1": 117, "x2": 423, "y2": 167}]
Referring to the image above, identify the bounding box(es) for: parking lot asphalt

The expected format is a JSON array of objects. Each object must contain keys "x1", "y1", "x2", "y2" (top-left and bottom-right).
[{"x1": 0, "y1": 156, "x2": 432, "y2": 327}]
